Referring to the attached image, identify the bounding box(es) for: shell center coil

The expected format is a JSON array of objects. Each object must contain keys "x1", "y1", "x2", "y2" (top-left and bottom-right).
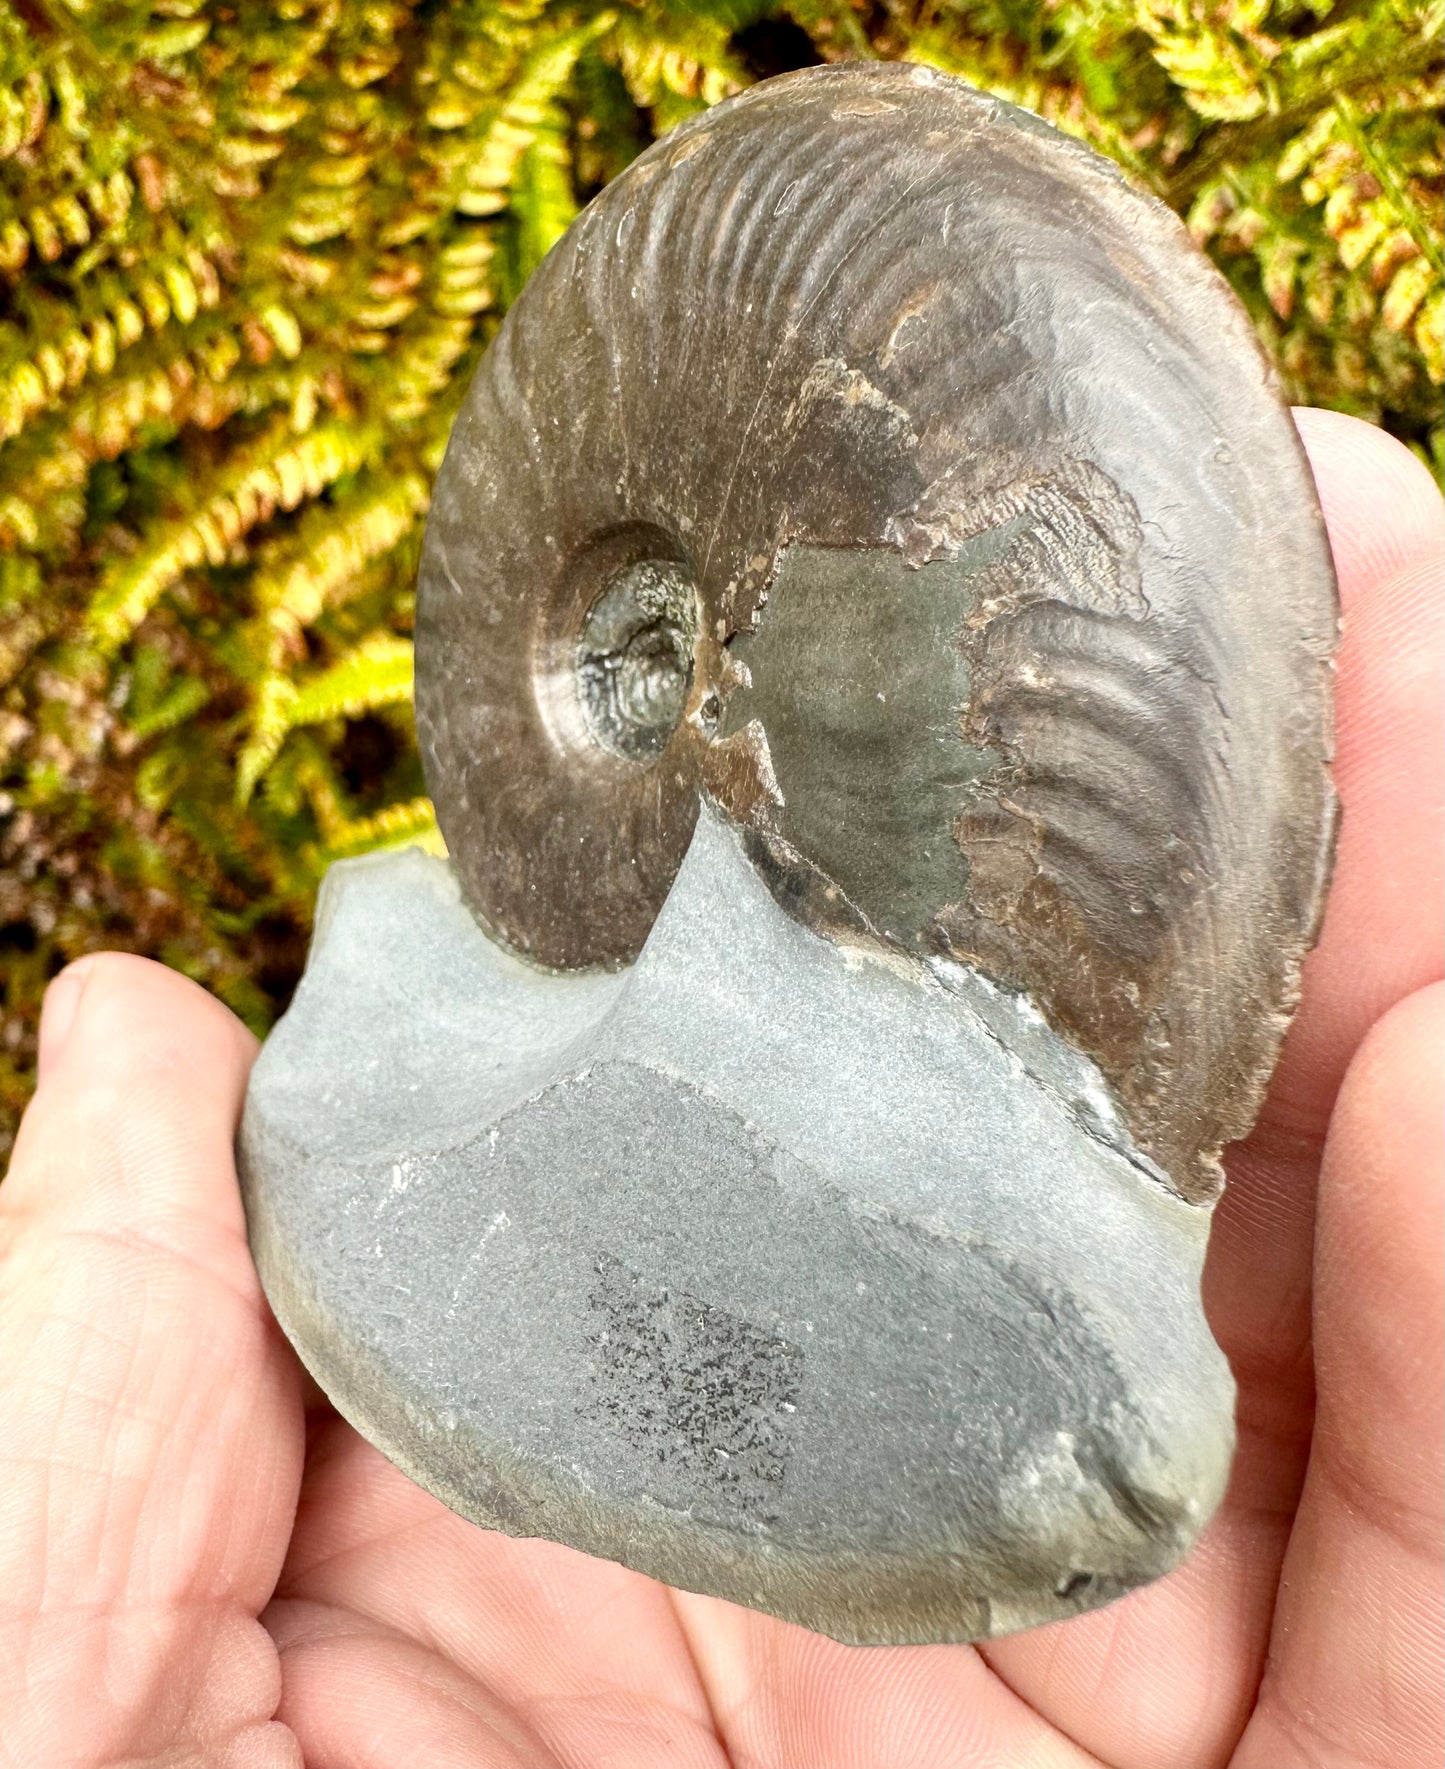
[{"x1": 575, "y1": 559, "x2": 699, "y2": 763}]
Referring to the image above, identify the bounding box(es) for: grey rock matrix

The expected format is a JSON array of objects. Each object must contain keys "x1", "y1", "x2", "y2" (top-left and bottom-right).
[{"x1": 242, "y1": 809, "x2": 1235, "y2": 1644}]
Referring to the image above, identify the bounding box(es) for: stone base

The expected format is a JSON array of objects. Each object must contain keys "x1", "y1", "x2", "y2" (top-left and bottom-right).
[{"x1": 238, "y1": 807, "x2": 1234, "y2": 1645}]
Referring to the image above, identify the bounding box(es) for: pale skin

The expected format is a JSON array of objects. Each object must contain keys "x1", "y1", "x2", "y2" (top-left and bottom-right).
[{"x1": 0, "y1": 409, "x2": 1440, "y2": 1769}]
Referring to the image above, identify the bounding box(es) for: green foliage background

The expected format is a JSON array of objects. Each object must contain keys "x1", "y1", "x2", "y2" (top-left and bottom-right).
[{"x1": 0, "y1": 0, "x2": 1439, "y2": 1154}]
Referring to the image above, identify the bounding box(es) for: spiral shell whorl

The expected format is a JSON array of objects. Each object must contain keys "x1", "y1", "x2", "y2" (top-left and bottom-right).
[{"x1": 416, "y1": 61, "x2": 1337, "y2": 1201}]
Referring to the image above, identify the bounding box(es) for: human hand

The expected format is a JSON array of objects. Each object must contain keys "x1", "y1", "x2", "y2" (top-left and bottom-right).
[{"x1": 1, "y1": 409, "x2": 1439, "y2": 1769}]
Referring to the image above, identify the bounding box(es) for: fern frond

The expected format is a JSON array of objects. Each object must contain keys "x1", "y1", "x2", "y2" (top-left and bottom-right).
[
  {"x1": 312, "y1": 793, "x2": 443, "y2": 863},
  {"x1": 288, "y1": 632, "x2": 414, "y2": 728},
  {"x1": 87, "y1": 418, "x2": 378, "y2": 649}
]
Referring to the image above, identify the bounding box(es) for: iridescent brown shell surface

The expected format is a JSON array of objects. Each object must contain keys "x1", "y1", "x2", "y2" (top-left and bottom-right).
[{"x1": 415, "y1": 59, "x2": 1337, "y2": 1202}]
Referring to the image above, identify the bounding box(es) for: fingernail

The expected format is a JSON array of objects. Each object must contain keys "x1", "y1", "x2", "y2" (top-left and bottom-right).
[{"x1": 37, "y1": 961, "x2": 92, "y2": 1080}]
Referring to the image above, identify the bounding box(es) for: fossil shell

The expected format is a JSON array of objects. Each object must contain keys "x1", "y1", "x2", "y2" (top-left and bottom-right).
[
  {"x1": 416, "y1": 60, "x2": 1337, "y2": 1201},
  {"x1": 243, "y1": 65, "x2": 1339, "y2": 1642}
]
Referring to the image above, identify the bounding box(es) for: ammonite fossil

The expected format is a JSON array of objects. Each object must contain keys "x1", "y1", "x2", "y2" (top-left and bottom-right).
[{"x1": 240, "y1": 61, "x2": 1337, "y2": 1646}]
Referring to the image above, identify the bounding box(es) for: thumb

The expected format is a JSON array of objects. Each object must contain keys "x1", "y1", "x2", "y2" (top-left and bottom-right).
[
  {"x1": 0, "y1": 955, "x2": 304, "y2": 1769},
  {"x1": 15, "y1": 950, "x2": 255, "y2": 1251},
  {"x1": 1232, "y1": 982, "x2": 1445, "y2": 1769}
]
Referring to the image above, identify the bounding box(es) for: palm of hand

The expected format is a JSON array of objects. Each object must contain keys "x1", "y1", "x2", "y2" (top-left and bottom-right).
[{"x1": 1, "y1": 412, "x2": 1440, "y2": 1769}]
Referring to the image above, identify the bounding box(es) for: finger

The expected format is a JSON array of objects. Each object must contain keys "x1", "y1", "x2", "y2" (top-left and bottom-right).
[
  {"x1": 266, "y1": 1599, "x2": 560, "y2": 1769},
  {"x1": 667, "y1": 1591, "x2": 1111, "y2": 1769},
  {"x1": 1261, "y1": 540, "x2": 1444, "y2": 1149},
  {"x1": 1204, "y1": 439, "x2": 1443, "y2": 1488},
  {"x1": 1231, "y1": 983, "x2": 1444, "y2": 1769},
  {"x1": 1292, "y1": 408, "x2": 1442, "y2": 600},
  {"x1": 11, "y1": 951, "x2": 256, "y2": 1250},
  {"x1": 1257, "y1": 410, "x2": 1443, "y2": 1147},
  {"x1": 1207, "y1": 414, "x2": 1442, "y2": 1408},
  {"x1": 0, "y1": 955, "x2": 304, "y2": 1768}
]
